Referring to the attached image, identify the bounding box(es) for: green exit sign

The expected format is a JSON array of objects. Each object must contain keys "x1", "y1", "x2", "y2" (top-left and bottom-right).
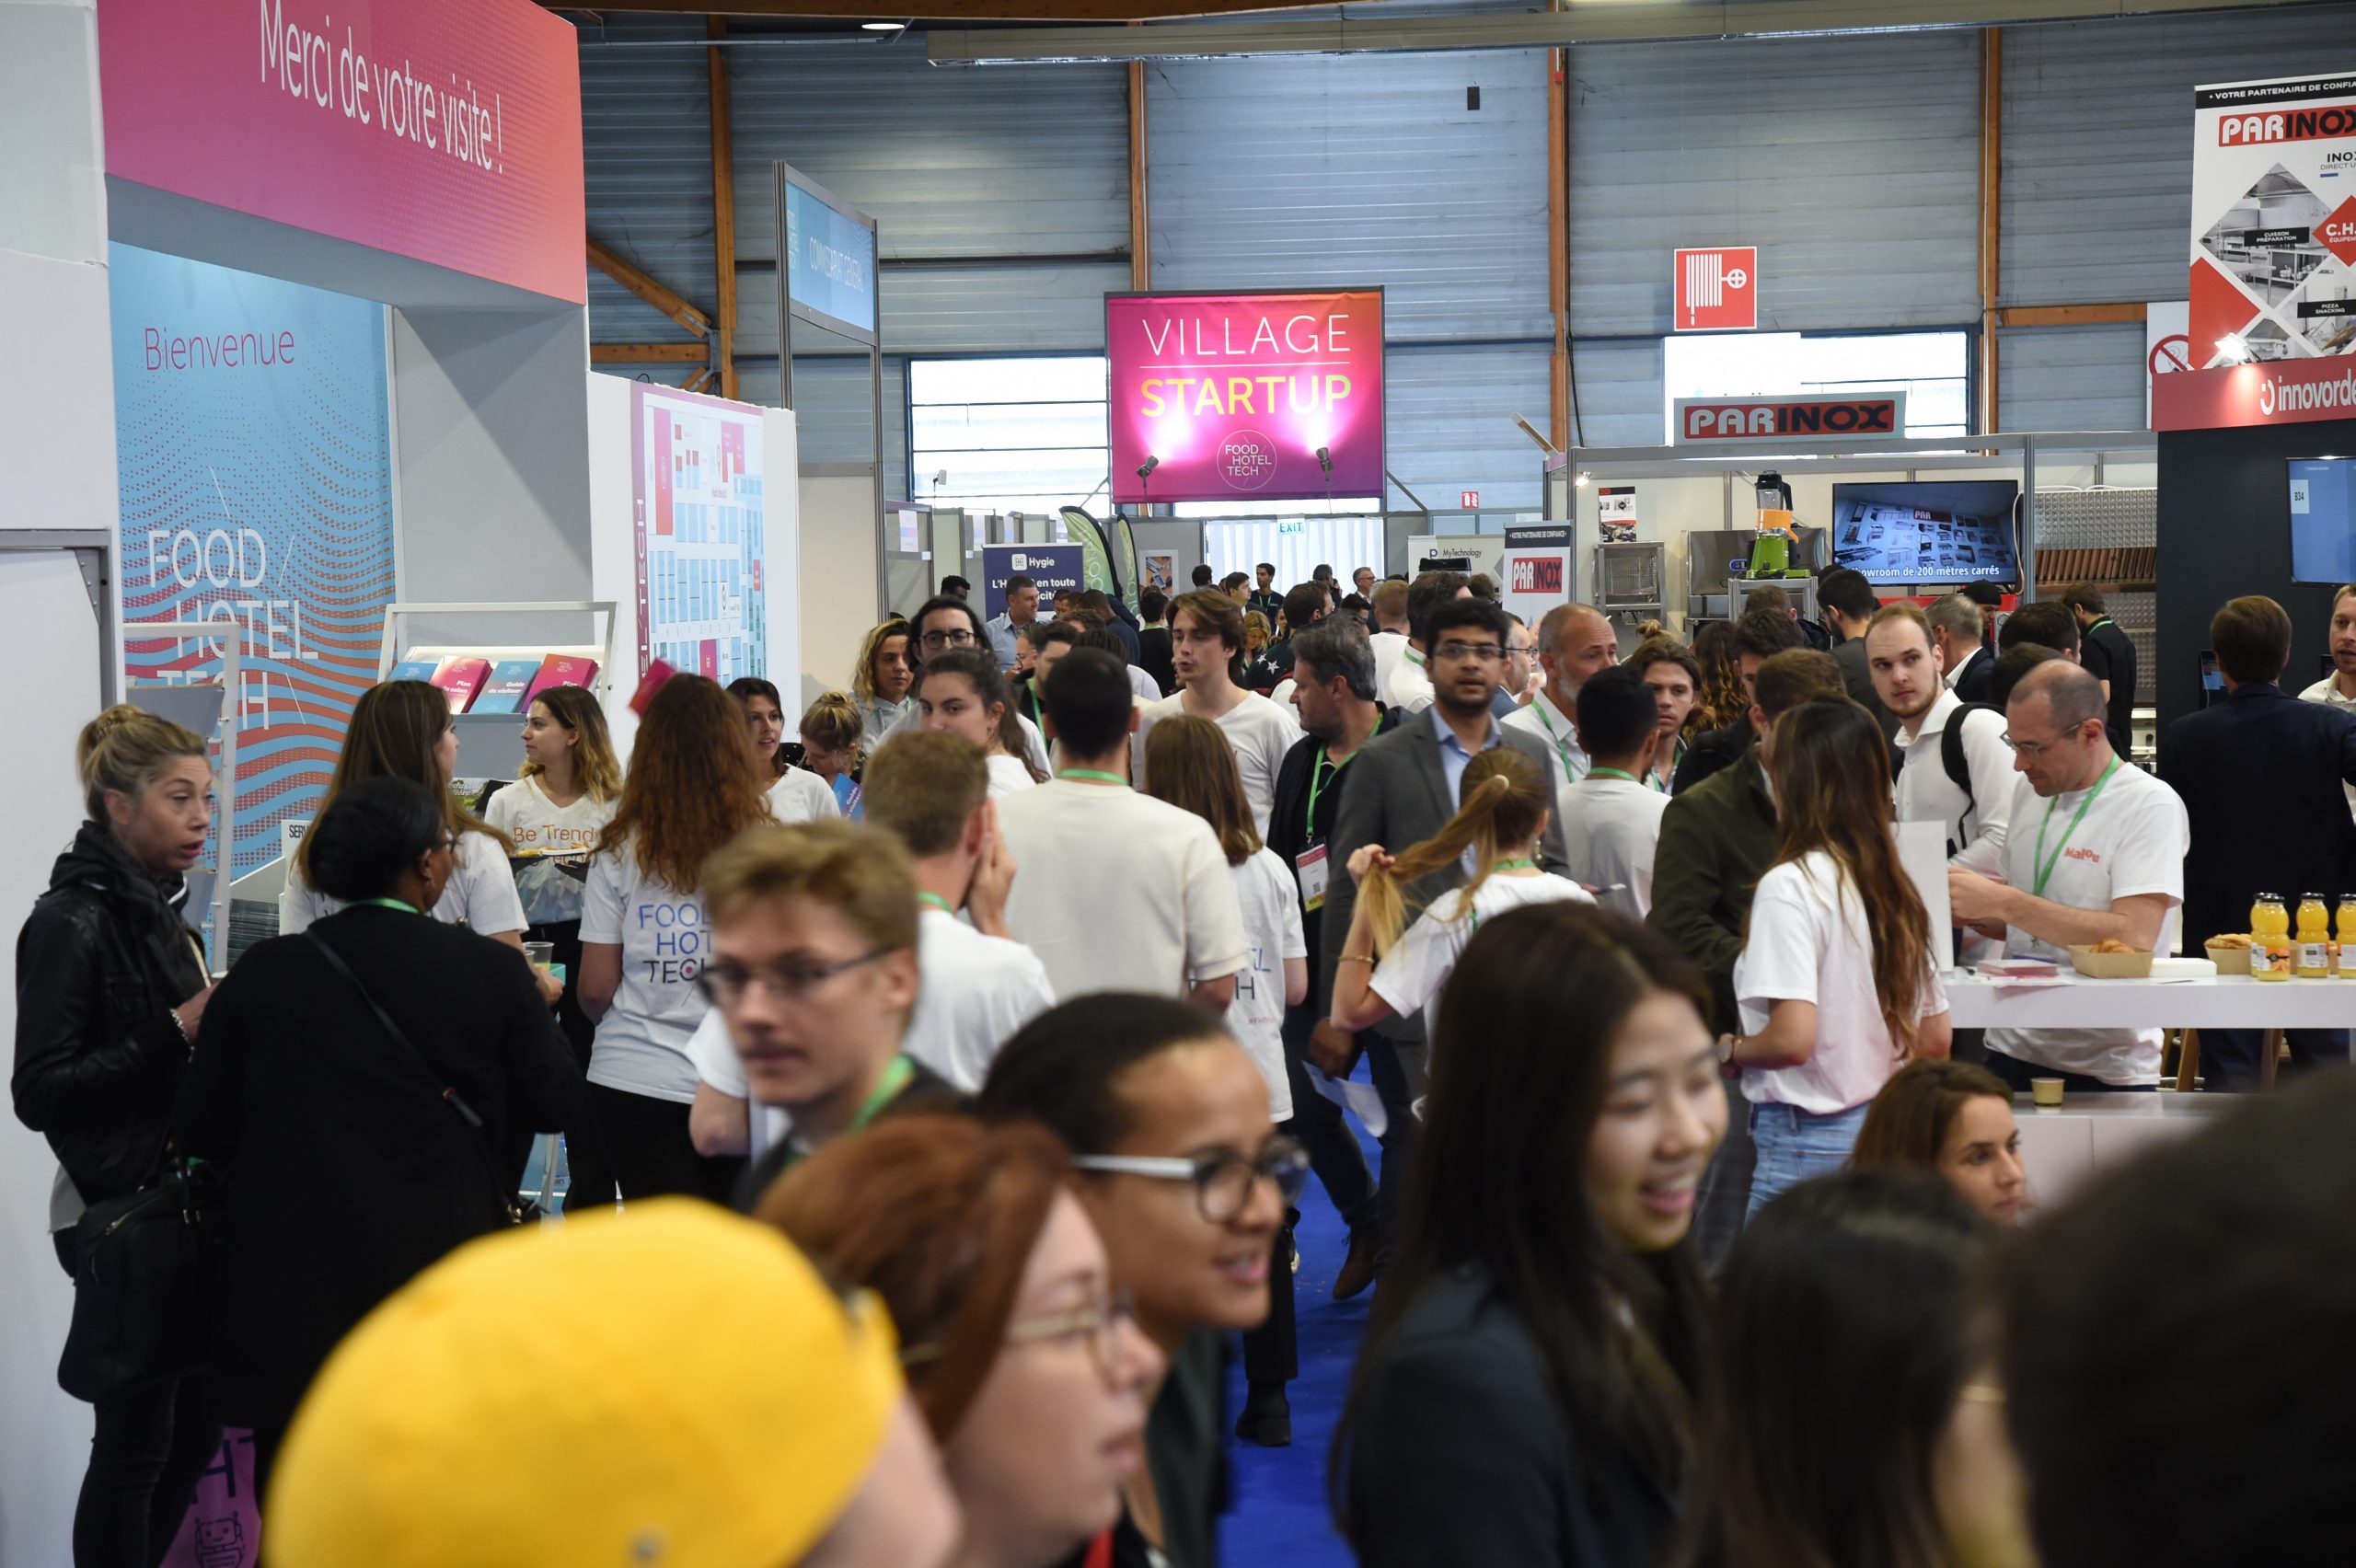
[{"x1": 1278, "y1": 519, "x2": 1305, "y2": 535}]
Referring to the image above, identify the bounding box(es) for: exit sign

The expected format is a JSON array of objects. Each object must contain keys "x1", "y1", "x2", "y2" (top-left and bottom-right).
[{"x1": 1461, "y1": 490, "x2": 1480, "y2": 508}]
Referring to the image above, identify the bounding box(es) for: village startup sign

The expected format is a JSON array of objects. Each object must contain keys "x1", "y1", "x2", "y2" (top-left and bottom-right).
[
  {"x1": 1107, "y1": 290, "x2": 1385, "y2": 505},
  {"x1": 1671, "y1": 394, "x2": 1909, "y2": 445}
]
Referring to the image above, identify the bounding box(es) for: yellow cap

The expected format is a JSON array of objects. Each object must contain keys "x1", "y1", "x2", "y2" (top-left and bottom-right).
[{"x1": 268, "y1": 1200, "x2": 904, "y2": 1568}]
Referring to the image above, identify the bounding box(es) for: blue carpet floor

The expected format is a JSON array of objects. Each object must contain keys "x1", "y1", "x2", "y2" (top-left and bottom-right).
[{"x1": 1217, "y1": 1118, "x2": 1379, "y2": 1566}]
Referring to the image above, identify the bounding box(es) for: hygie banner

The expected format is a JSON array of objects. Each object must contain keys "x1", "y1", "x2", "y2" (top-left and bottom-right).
[{"x1": 2190, "y1": 73, "x2": 2356, "y2": 367}]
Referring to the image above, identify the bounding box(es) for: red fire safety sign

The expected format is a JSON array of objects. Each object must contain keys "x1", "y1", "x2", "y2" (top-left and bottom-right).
[{"x1": 1673, "y1": 247, "x2": 1758, "y2": 332}]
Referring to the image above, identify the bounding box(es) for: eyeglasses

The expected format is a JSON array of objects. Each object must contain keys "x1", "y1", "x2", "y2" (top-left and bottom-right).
[
  {"x1": 1071, "y1": 1136, "x2": 1310, "y2": 1223},
  {"x1": 918, "y1": 628, "x2": 977, "y2": 650},
  {"x1": 693, "y1": 950, "x2": 891, "y2": 1007},
  {"x1": 1505, "y1": 641, "x2": 1534, "y2": 658},
  {"x1": 2000, "y1": 723, "x2": 2085, "y2": 758},
  {"x1": 1434, "y1": 640, "x2": 1505, "y2": 664},
  {"x1": 902, "y1": 1287, "x2": 1138, "y2": 1382}
]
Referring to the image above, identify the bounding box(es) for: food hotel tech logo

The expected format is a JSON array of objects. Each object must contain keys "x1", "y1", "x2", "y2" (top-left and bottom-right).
[{"x1": 1218, "y1": 430, "x2": 1277, "y2": 491}]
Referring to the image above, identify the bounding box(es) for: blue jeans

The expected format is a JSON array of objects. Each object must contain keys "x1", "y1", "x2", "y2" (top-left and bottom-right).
[{"x1": 1745, "y1": 1101, "x2": 1870, "y2": 1223}]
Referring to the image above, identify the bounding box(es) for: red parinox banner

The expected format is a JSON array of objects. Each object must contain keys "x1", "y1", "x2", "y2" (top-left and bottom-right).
[
  {"x1": 2154, "y1": 355, "x2": 2356, "y2": 430},
  {"x1": 98, "y1": 0, "x2": 585, "y2": 305},
  {"x1": 1107, "y1": 291, "x2": 1385, "y2": 504}
]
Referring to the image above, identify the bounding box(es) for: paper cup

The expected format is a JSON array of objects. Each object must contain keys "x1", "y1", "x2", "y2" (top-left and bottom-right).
[{"x1": 2030, "y1": 1078, "x2": 2065, "y2": 1109}]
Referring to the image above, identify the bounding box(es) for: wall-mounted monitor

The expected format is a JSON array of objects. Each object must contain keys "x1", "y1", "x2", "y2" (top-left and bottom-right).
[
  {"x1": 1829, "y1": 481, "x2": 2020, "y2": 587},
  {"x1": 2289, "y1": 457, "x2": 2356, "y2": 584}
]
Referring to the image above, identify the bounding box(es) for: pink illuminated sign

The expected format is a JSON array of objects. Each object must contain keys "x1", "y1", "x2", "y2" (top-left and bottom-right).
[
  {"x1": 1107, "y1": 290, "x2": 1385, "y2": 504},
  {"x1": 98, "y1": 0, "x2": 585, "y2": 305}
]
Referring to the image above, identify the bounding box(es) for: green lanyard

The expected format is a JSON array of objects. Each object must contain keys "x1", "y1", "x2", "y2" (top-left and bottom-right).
[
  {"x1": 1492, "y1": 858, "x2": 1537, "y2": 872},
  {"x1": 1303, "y1": 712, "x2": 1387, "y2": 842},
  {"x1": 1404, "y1": 646, "x2": 1426, "y2": 669},
  {"x1": 1057, "y1": 769, "x2": 1127, "y2": 787},
  {"x1": 849, "y1": 1055, "x2": 917, "y2": 1134},
  {"x1": 1646, "y1": 738, "x2": 1684, "y2": 793},
  {"x1": 1530, "y1": 698, "x2": 1581, "y2": 779},
  {"x1": 1589, "y1": 767, "x2": 1640, "y2": 784},
  {"x1": 352, "y1": 897, "x2": 421, "y2": 915},
  {"x1": 2030, "y1": 756, "x2": 2120, "y2": 900},
  {"x1": 916, "y1": 892, "x2": 954, "y2": 915}
]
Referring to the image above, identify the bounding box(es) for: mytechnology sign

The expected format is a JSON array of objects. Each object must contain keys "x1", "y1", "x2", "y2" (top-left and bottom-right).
[
  {"x1": 1672, "y1": 395, "x2": 1906, "y2": 444},
  {"x1": 2154, "y1": 357, "x2": 2356, "y2": 431},
  {"x1": 98, "y1": 0, "x2": 586, "y2": 304},
  {"x1": 1107, "y1": 290, "x2": 1385, "y2": 504}
]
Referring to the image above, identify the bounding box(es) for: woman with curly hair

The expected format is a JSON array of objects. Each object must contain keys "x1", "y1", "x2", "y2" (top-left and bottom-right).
[{"x1": 849, "y1": 617, "x2": 916, "y2": 742}]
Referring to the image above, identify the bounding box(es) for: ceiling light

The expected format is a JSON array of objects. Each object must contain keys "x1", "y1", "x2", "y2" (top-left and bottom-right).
[{"x1": 861, "y1": 20, "x2": 907, "y2": 30}]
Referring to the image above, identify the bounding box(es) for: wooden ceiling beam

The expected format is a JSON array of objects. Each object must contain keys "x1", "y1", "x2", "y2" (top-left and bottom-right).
[
  {"x1": 551, "y1": 0, "x2": 1344, "y2": 22},
  {"x1": 587, "y1": 238, "x2": 712, "y2": 338},
  {"x1": 592, "y1": 342, "x2": 711, "y2": 363}
]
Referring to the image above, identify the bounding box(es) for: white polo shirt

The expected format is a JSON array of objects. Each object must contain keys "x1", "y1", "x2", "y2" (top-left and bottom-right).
[
  {"x1": 1894, "y1": 688, "x2": 2015, "y2": 865},
  {"x1": 1370, "y1": 630, "x2": 1410, "y2": 697},
  {"x1": 1559, "y1": 774, "x2": 1669, "y2": 920},
  {"x1": 1502, "y1": 691, "x2": 1591, "y2": 798},
  {"x1": 1737, "y1": 850, "x2": 1948, "y2": 1114},
  {"x1": 1966, "y1": 762, "x2": 2189, "y2": 1087}
]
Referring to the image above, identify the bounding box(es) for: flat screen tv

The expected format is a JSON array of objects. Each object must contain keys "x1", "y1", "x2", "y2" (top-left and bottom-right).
[
  {"x1": 1829, "y1": 480, "x2": 2020, "y2": 587},
  {"x1": 2289, "y1": 457, "x2": 2356, "y2": 584}
]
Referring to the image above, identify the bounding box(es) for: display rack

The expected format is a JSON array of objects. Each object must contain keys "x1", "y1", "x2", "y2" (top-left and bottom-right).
[
  {"x1": 376, "y1": 600, "x2": 618, "y2": 698},
  {"x1": 123, "y1": 619, "x2": 245, "y2": 973}
]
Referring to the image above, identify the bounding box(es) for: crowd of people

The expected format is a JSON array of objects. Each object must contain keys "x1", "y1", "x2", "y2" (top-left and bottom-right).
[{"x1": 16, "y1": 556, "x2": 2356, "y2": 1568}]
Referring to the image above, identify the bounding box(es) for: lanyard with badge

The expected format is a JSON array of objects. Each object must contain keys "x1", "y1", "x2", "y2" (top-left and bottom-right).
[
  {"x1": 1530, "y1": 698, "x2": 1581, "y2": 781},
  {"x1": 2030, "y1": 755, "x2": 2120, "y2": 899},
  {"x1": 1294, "y1": 713, "x2": 1387, "y2": 913}
]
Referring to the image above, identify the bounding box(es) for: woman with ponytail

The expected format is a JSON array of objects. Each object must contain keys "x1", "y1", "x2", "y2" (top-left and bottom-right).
[
  {"x1": 15, "y1": 705, "x2": 219, "y2": 1565},
  {"x1": 1328, "y1": 746, "x2": 1592, "y2": 1044},
  {"x1": 1727, "y1": 698, "x2": 1951, "y2": 1219}
]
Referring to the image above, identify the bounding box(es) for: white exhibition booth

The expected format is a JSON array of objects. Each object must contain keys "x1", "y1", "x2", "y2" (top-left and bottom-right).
[{"x1": 0, "y1": 1, "x2": 804, "y2": 1558}]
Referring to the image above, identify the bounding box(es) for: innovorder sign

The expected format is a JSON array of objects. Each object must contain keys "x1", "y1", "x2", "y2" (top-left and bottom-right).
[
  {"x1": 98, "y1": 0, "x2": 586, "y2": 304},
  {"x1": 1107, "y1": 291, "x2": 1385, "y2": 504}
]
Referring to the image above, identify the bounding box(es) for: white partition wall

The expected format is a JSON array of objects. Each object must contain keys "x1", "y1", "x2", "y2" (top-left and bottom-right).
[{"x1": 798, "y1": 467, "x2": 884, "y2": 701}]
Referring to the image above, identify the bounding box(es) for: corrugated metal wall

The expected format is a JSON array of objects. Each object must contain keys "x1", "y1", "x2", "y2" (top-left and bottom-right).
[{"x1": 579, "y1": 16, "x2": 714, "y2": 346}]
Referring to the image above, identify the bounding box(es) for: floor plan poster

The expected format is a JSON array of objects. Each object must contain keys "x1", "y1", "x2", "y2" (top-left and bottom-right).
[
  {"x1": 631, "y1": 383, "x2": 768, "y2": 682},
  {"x1": 110, "y1": 244, "x2": 396, "y2": 879}
]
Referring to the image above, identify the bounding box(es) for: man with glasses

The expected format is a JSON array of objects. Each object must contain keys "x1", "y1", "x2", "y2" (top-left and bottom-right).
[
  {"x1": 1503, "y1": 601, "x2": 1618, "y2": 795},
  {"x1": 1948, "y1": 661, "x2": 2189, "y2": 1095},
  {"x1": 678, "y1": 819, "x2": 957, "y2": 1208},
  {"x1": 881, "y1": 594, "x2": 1053, "y2": 775},
  {"x1": 1322, "y1": 596, "x2": 1567, "y2": 1123},
  {"x1": 1498, "y1": 610, "x2": 1540, "y2": 711},
  {"x1": 985, "y1": 573, "x2": 1040, "y2": 668},
  {"x1": 1135, "y1": 588, "x2": 1304, "y2": 837}
]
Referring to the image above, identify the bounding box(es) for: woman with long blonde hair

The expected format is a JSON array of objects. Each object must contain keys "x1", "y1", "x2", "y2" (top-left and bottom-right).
[
  {"x1": 578, "y1": 674, "x2": 772, "y2": 1204},
  {"x1": 1727, "y1": 697, "x2": 1951, "y2": 1220},
  {"x1": 798, "y1": 690, "x2": 865, "y2": 815},
  {"x1": 849, "y1": 617, "x2": 916, "y2": 741},
  {"x1": 1328, "y1": 746, "x2": 1592, "y2": 1043},
  {"x1": 282, "y1": 680, "x2": 525, "y2": 947}
]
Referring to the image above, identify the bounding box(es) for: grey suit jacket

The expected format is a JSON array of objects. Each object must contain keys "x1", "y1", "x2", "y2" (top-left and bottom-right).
[{"x1": 1320, "y1": 707, "x2": 1570, "y2": 1043}]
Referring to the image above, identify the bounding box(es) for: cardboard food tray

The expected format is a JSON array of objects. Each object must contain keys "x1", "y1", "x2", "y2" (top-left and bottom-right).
[
  {"x1": 2203, "y1": 941, "x2": 2252, "y2": 975},
  {"x1": 2069, "y1": 945, "x2": 2154, "y2": 979}
]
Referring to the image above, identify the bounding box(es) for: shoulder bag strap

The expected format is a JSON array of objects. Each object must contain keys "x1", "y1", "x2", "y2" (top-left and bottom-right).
[{"x1": 305, "y1": 931, "x2": 524, "y2": 1219}]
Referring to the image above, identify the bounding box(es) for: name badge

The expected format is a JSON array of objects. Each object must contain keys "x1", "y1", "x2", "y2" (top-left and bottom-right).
[{"x1": 1295, "y1": 844, "x2": 1330, "y2": 913}]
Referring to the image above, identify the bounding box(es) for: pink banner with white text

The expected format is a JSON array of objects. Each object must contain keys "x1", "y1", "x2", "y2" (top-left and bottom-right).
[
  {"x1": 1107, "y1": 291, "x2": 1385, "y2": 505},
  {"x1": 98, "y1": 0, "x2": 585, "y2": 304}
]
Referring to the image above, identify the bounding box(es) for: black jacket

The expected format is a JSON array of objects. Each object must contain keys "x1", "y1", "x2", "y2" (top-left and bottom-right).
[
  {"x1": 1138, "y1": 627, "x2": 1176, "y2": 698},
  {"x1": 2159, "y1": 681, "x2": 2356, "y2": 948},
  {"x1": 176, "y1": 905, "x2": 581, "y2": 1431},
  {"x1": 1345, "y1": 1264, "x2": 1677, "y2": 1568},
  {"x1": 13, "y1": 824, "x2": 210, "y2": 1216},
  {"x1": 1951, "y1": 643, "x2": 1995, "y2": 706},
  {"x1": 1670, "y1": 717, "x2": 1753, "y2": 796},
  {"x1": 1647, "y1": 755, "x2": 1779, "y2": 1035}
]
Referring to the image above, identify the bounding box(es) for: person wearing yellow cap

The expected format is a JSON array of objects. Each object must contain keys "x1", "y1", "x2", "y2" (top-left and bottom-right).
[{"x1": 266, "y1": 1199, "x2": 960, "y2": 1568}]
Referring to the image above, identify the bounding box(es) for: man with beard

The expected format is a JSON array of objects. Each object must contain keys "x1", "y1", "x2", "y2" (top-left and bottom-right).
[
  {"x1": 1266, "y1": 618, "x2": 1399, "y2": 1301},
  {"x1": 1868, "y1": 604, "x2": 2015, "y2": 871},
  {"x1": 1502, "y1": 601, "x2": 1618, "y2": 796}
]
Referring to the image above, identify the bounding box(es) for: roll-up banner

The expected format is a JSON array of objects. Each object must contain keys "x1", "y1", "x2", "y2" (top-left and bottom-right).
[
  {"x1": 1107, "y1": 291, "x2": 1385, "y2": 505},
  {"x1": 2189, "y1": 73, "x2": 2356, "y2": 367},
  {"x1": 1500, "y1": 526, "x2": 1576, "y2": 632}
]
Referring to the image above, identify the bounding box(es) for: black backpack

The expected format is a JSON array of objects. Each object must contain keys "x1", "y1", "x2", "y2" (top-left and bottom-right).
[{"x1": 1936, "y1": 702, "x2": 2004, "y2": 854}]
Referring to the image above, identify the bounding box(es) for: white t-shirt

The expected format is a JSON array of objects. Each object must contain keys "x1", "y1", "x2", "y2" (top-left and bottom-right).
[
  {"x1": 767, "y1": 767, "x2": 842, "y2": 824},
  {"x1": 1136, "y1": 689, "x2": 1304, "y2": 840},
  {"x1": 580, "y1": 847, "x2": 714, "y2": 1103},
  {"x1": 987, "y1": 752, "x2": 1039, "y2": 798},
  {"x1": 885, "y1": 698, "x2": 1051, "y2": 778},
  {"x1": 997, "y1": 780, "x2": 1248, "y2": 1001},
  {"x1": 1559, "y1": 776, "x2": 1669, "y2": 920},
  {"x1": 1737, "y1": 850, "x2": 1948, "y2": 1114},
  {"x1": 1371, "y1": 872, "x2": 1593, "y2": 1044},
  {"x1": 1502, "y1": 693, "x2": 1591, "y2": 798},
  {"x1": 685, "y1": 1009, "x2": 789, "y2": 1159},
  {"x1": 905, "y1": 905, "x2": 1057, "y2": 1092},
  {"x1": 2299, "y1": 674, "x2": 2356, "y2": 816},
  {"x1": 1961, "y1": 763, "x2": 2189, "y2": 1086},
  {"x1": 1127, "y1": 664, "x2": 1162, "y2": 704},
  {"x1": 1381, "y1": 645, "x2": 1435, "y2": 713},
  {"x1": 1370, "y1": 629, "x2": 1409, "y2": 695},
  {"x1": 1894, "y1": 688, "x2": 2015, "y2": 864},
  {"x1": 1219, "y1": 849, "x2": 1306, "y2": 1121},
  {"x1": 280, "y1": 826, "x2": 526, "y2": 938},
  {"x1": 482, "y1": 778, "x2": 618, "y2": 926}
]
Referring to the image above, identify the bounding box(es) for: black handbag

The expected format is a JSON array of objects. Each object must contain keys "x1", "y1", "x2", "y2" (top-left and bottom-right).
[
  {"x1": 305, "y1": 932, "x2": 536, "y2": 1227},
  {"x1": 58, "y1": 1161, "x2": 220, "y2": 1402}
]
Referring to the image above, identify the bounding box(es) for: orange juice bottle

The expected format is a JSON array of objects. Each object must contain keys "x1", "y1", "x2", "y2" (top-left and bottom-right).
[
  {"x1": 2251, "y1": 894, "x2": 2292, "y2": 981},
  {"x1": 2339, "y1": 898, "x2": 2356, "y2": 977},
  {"x1": 2297, "y1": 895, "x2": 2331, "y2": 977}
]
